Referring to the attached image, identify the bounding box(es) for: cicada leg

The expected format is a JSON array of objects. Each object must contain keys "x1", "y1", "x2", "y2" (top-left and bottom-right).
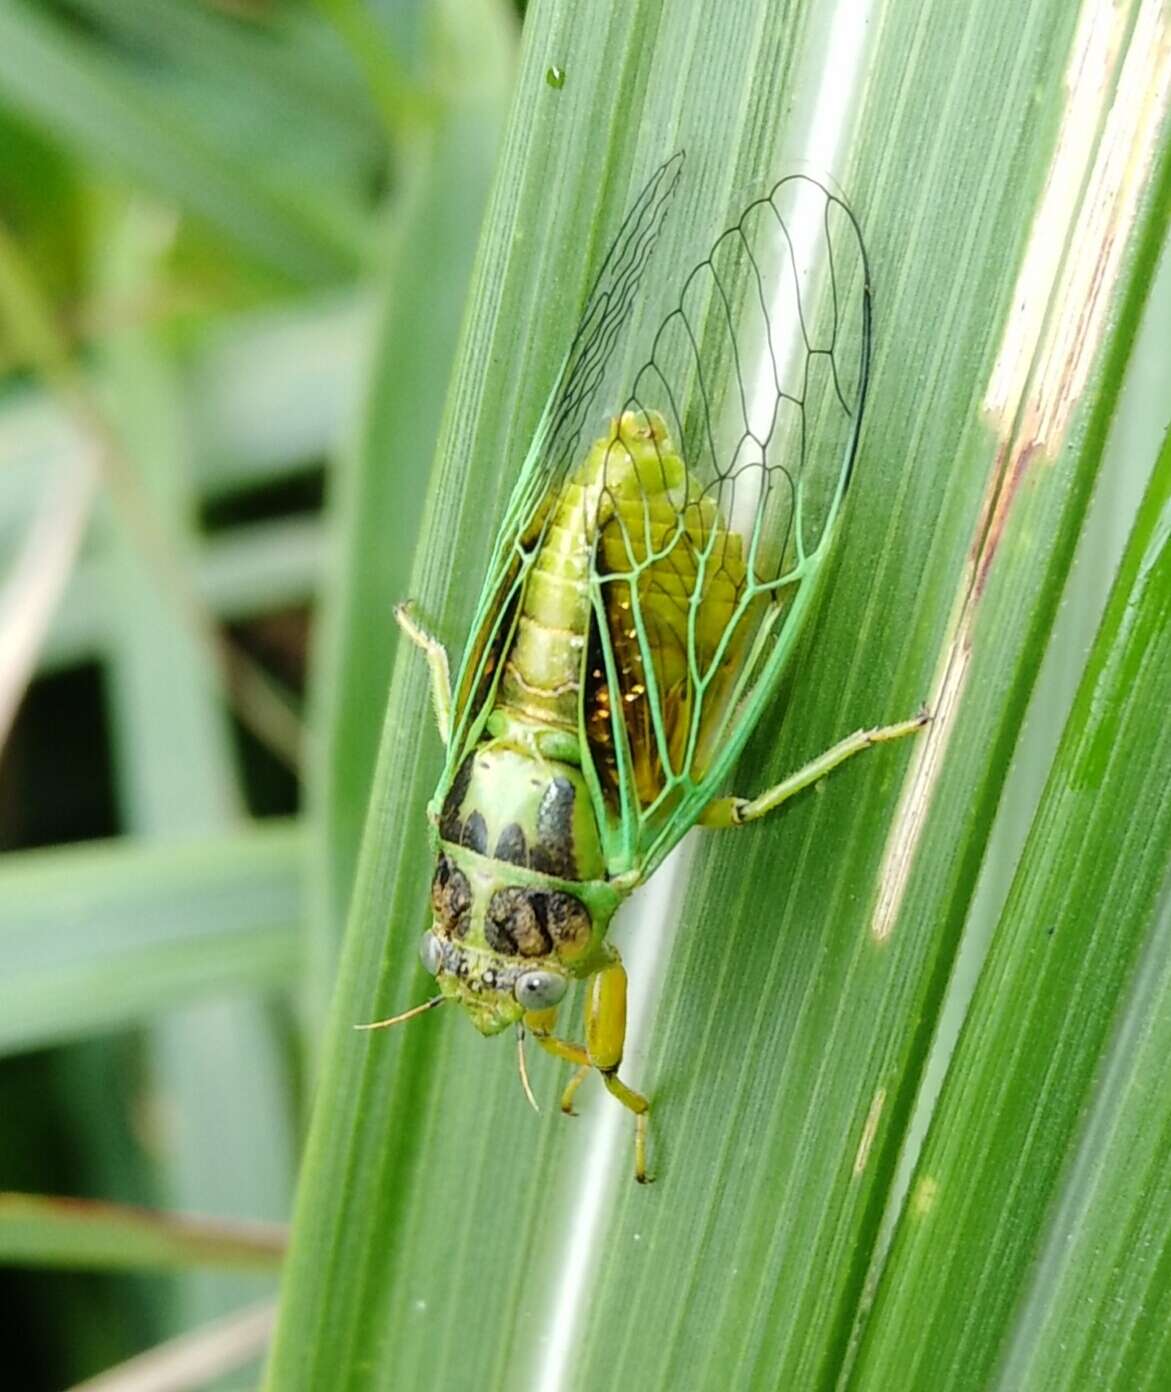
[
  {"x1": 527, "y1": 956, "x2": 651, "y2": 1183},
  {"x1": 394, "y1": 600, "x2": 452, "y2": 744},
  {"x1": 559, "y1": 1063, "x2": 591, "y2": 1115},
  {"x1": 700, "y1": 711, "x2": 929, "y2": 828}
]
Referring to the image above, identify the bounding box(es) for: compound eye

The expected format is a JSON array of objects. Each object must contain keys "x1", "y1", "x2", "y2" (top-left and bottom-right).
[
  {"x1": 418, "y1": 930, "x2": 442, "y2": 976},
  {"x1": 514, "y1": 970, "x2": 568, "y2": 1011}
]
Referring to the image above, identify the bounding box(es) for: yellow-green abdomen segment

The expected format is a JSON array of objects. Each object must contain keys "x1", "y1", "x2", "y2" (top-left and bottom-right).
[{"x1": 498, "y1": 409, "x2": 747, "y2": 766}]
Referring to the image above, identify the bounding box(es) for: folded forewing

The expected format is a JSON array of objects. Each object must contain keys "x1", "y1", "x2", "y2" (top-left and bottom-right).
[{"x1": 579, "y1": 177, "x2": 871, "y2": 877}]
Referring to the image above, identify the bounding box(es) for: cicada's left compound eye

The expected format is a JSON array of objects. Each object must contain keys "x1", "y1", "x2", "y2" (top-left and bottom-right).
[
  {"x1": 418, "y1": 930, "x2": 442, "y2": 976},
  {"x1": 514, "y1": 970, "x2": 568, "y2": 1011}
]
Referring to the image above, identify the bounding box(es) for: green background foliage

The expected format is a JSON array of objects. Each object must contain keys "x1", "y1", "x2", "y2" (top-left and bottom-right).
[{"x1": 0, "y1": 1, "x2": 1168, "y2": 1389}]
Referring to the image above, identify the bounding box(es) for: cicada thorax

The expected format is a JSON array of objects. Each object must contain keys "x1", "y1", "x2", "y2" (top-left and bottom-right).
[{"x1": 425, "y1": 740, "x2": 621, "y2": 1036}]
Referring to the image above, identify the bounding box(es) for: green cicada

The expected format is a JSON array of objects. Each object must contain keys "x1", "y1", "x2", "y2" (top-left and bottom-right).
[{"x1": 365, "y1": 155, "x2": 925, "y2": 1181}]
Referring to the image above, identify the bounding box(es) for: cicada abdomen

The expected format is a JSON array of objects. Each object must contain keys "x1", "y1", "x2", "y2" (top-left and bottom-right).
[{"x1": 575, "y1": 409, "x2": 758, "y2": 815}]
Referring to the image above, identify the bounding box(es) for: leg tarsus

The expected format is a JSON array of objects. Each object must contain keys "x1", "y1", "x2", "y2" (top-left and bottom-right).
[
  {"x1": 559, "y1": 1063, "x2": 591, "y2": 1116},
  {"x1": 701, "y1": 710, "x2": 930, "y2": 828},
  {"x1": 599, "y1": 1070, "x2": 651, "y2": 1183},
  {"x1": 395, "y1": 600, "x2": 452, "y2": 744},
  {"x1": 635, "y1": 1112, "x2": 651, "y2": 1184}
]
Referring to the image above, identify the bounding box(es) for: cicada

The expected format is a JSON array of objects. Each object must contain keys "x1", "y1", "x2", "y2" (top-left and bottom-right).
[{"x1": 364, "y1": 155, "x2": 925, "y2": 1181}]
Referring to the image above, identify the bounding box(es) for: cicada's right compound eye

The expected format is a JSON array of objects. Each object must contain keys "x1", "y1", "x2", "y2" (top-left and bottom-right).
[{"x1": 514, "y1": 969, "x2": 568, "y2": 1011}]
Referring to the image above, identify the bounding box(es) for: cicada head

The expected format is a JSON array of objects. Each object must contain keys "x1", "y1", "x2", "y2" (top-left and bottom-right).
[{"x1": 418, "y1": 745, "x2": 622, "y2": 1037}]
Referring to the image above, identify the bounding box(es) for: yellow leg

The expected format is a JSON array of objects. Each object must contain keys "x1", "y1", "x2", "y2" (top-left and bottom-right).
[
  {"x1": 602, "y1": 1073, "x2": 650, "y2": 1183},
  {"x1": 700, "y1": 712, "x2": 929, "y2": 828},
  {"x1": 395, "y1": 600, "x2": 452, "y2": 744},
  {"x1": 527, "y1": 956, "x2": 652, "y2": 1182},
  {"x1": 559, "y1": 1064, "x2": 591, "y2": 1116}
]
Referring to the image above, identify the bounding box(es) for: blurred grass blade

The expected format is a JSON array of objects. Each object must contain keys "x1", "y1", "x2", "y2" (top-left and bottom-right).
[
  {"x1": 42, "y1": 517, "x2": 323, "y2": 676},
  {"x1": 0, "y1": 823, "x2": 302, "y2": 1055},
  {"x1": 68, "y1": 0, "x2": 383, "y2": 139},
  {"x1": 0, "y1": 204, "x2": 304, "y2": 770},
  {"x1": 0, "y1": 452, "x2": 96, "y2": 745},
  {"x1": 307, "y1": 0, "x2": 513, "y2": 1012},
  {"x1": 97, "y1": 201, "x2": 241, "y2": 833},
  {"x1": 0, "y1": 1194, "x2": 284, "y2": 1273},
  {"x1": 3, "y1": 292, "x2": 360, "y2": 675},
  {"x1": 95, "y1": 199, "x2": 297, "y2": 1332},
  {"x1": 185, "y1": 294, "x2": 367, "y2": 496},
  {"x1": 310, "y1": 0, "x2": 432, "y2": 135},
  {"x1": 67, "y1": 1301, "x2": 276, "y2": 1392},
  {"x1": 0, "y1": 0, "x2": 371, "y2": 282},
  {"x1": 0, "y1": 293, "x2": 365, "y2": 549},
  {"x1": 849, "y1": 421, "x2": 1171, "y2": 1389}
]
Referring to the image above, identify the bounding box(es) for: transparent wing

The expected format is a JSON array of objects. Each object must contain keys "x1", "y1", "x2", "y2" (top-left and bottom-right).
[
  {"x1": 581, "y1": 176, "x2": 871, "y2": 877},
  {"x1": 437, "y1": 154, "x2": 686, "y2": 792}
]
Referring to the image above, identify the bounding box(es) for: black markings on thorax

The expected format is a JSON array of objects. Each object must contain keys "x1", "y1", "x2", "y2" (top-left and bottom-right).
[
  {"x1": 485, "y1": 886, "x2": 590, "y2": 957},
  {"x1": 431, "y1": 854, "x2": 471, "y2": 939},
  {"x1": 532, "y1": 777, "x2": 576, "y2": 877},
  {"x1": 461, "y1": 810, "x2": 488, "y2": 855},
  {"x1": 439, "y1": 748, "x2": 581, "y2": 878},
  {"x1": 439, "y1": 752, "x2": 474, "y2": 842},
  {"x1": 494, "y1": 822, "x2": 527, "y2": 865}
]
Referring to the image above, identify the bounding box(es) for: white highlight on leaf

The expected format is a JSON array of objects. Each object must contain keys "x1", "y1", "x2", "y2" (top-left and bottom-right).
[
  {"x1": 853, "y1": 1086, "x2": 888, "y2": 1175},
  {"x1": 531, "y1": 840, "x2": 692, "y2": 1392},
  {"x1": 870, "y1": 634, "x2": 972, "y2": 946},
  {"x1": 985, "y1": 0, "x2": 1171, "y2": 450},
  {"x1": 0, "y1": 453, "x2": 97, "y2": 750}
]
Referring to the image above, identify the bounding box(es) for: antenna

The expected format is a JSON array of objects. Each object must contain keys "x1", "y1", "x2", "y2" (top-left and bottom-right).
[{"x1": 354, "y1": 994, "x2": 446, "y2": 1031}]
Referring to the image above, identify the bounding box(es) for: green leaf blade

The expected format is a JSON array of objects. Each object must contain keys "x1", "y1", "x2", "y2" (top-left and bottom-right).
[{"x1": 849, "y1": 422, "x2": 1171, "y2": 1390}]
